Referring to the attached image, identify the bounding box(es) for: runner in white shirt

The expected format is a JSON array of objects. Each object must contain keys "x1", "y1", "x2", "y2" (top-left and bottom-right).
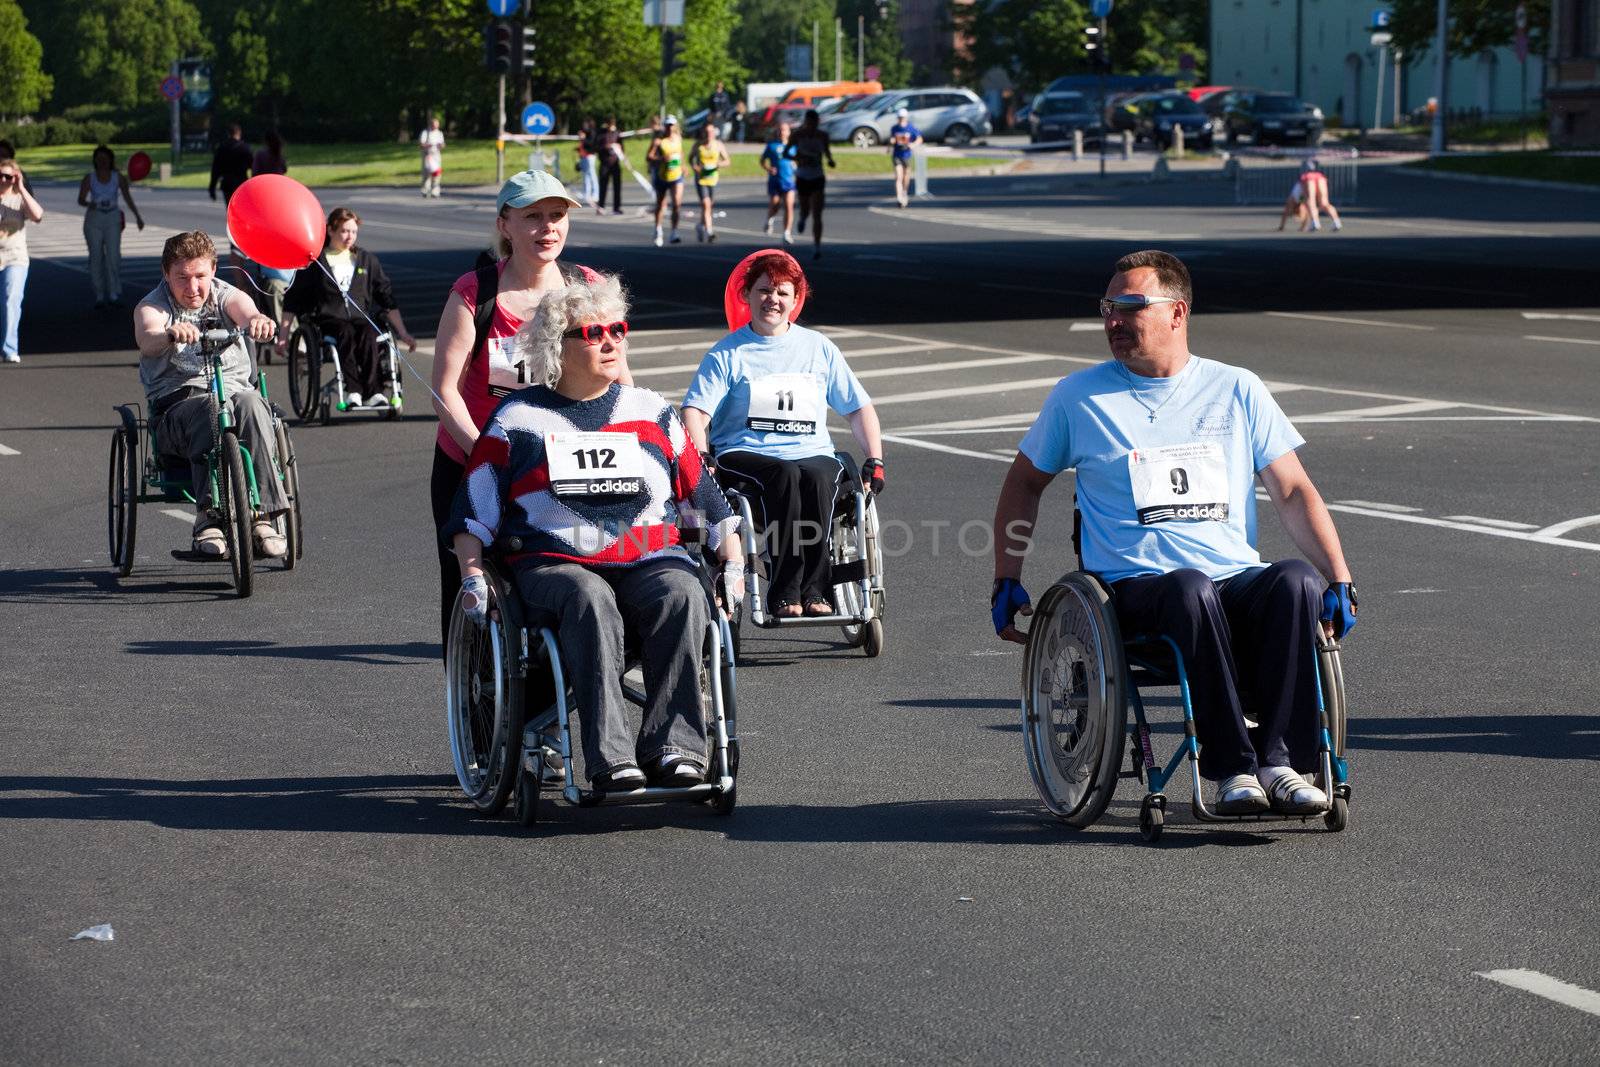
[{"x1": 419, "y1": 117, "x2": 445, "y2": 198}]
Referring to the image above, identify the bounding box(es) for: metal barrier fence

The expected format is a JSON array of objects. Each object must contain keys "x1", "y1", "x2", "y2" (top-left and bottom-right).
[{"x1": 1232, "y1": 147, "x2": 1359, "y2": 205}]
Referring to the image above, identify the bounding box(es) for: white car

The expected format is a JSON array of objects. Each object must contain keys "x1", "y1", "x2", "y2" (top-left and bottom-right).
[{"x1": 822, "y1": 87, "x2": 994, "y2": 148}]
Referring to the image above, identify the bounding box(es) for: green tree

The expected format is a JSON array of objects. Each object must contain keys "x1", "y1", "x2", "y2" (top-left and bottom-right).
[
  {"x1": 60, "y1": 0, "x2": 207, "y2": 110},
  {"x1": 837, "y1": 0, "x2": 913, "y2": 86},
  {"x1": 665, "y1": 0, "x2": 747, "y2": 119},
  {"x1": 1388, "y1": 0, "x2": 1548, "y2": 59},
  {"x1": 0, "y1": 0, "x2": 53, "y2": 116},
  {"x1": 732, "y1": 0, "x2": 837, "y2": 81}
]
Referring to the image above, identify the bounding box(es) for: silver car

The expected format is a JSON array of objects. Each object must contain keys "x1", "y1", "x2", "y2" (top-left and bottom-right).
[{"x1": 821, "y1": 87, "x2": 993, "y2": 148}]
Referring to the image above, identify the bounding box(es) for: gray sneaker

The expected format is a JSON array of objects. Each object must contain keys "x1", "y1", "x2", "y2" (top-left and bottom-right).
[{"x1": 1215, "y1": 772, "x2": 1269, "y2": 815}]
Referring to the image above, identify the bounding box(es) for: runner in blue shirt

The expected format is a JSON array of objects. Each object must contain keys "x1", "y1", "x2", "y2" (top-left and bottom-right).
[
  {"x1": 887, "y1": 107, "x2": 922, "y2": 208},
  {"x1": 990, "y1": 249, "x2": 1359, "y2": 817},
  {"x1": 760, "y1": 122, "x2": 798, "y2": 245}
]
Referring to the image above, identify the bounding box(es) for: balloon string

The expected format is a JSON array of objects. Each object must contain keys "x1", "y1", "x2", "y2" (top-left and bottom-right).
[{"x1": 309, "y1": 258, "x2": 451, "y2": 412}]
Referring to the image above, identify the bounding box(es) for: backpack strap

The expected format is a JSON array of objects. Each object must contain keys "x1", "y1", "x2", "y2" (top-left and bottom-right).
[{"x1": 468, "y1": 260, "x2": 499, "y2": 362}]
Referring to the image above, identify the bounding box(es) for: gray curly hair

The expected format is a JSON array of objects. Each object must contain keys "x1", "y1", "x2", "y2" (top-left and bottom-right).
[{"x1": 514, "y1": 272, "x2": 630, "y2": 388}]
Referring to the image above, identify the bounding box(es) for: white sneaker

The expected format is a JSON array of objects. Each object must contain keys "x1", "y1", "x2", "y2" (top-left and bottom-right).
[
  {"x1": 1215, "y1": 773, "x2": 1270, "y2": 815},
  {"x1": 253, "y1": 520, "x2": 288, "y2": 559},
  {"x1": 762, "y1": 218, "x2": 773, "y2": 235},
  {"x1": 345, "y1": 392, "x2": 362, "y2": 408},
  {"x1": 368, "y1": 393, "x2": 389, "y2": 407},
  {"x1": 1259, "y1": 766, "x2": 1329, "y2": 814},
  {"x1": 782, "y1": 231, "x2": 794, "y2": 245},
  {"x1": 653, "y1": 226, "x2": 664, "y2": 247},
  {"x1": 1, "y1": 353, "x2": 19, "y2": 364}
]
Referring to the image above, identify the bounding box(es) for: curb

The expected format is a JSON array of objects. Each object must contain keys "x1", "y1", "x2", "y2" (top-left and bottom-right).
[{"x1": 1396, "y1": 167, "x2": 1600, "y2": 194}]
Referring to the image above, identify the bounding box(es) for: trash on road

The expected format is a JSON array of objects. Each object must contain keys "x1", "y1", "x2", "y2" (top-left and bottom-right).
[{"x1": 70, "y1": 924, "x2": 115, "y2": 942}]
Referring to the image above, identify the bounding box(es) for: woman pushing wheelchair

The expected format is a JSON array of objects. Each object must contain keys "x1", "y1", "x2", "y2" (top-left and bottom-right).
[{"x1": 443, "y1": 272, "x2": 743, "y2": 793}]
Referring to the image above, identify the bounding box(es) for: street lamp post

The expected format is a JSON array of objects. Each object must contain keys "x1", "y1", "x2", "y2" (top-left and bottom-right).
[{"x1": 1430, "y1": 0, "x2": 1448, "y2": 154}]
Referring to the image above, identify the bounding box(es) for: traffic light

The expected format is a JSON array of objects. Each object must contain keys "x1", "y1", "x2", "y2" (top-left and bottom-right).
[
  {"x1": 518, "y1": 24, "x2": 537, "y2": 73},
  {"x1": 661, "y1": 29, "x2": 687, "y2": 76},
  {"x1": 1083, "y1": 25, "x2": 1106, "y2": 69},
  {"x1": 485, "y1": 20, "x2": 514, "y2": 74}
]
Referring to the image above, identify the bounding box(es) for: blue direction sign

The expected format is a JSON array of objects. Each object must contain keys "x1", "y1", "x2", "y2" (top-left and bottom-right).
[
  {"x1": 486, "y1": 0, "x2": 518, "y2": 15},
  {"x1": 1090, "y1": 0, "x2": 1113, "y2": 18},
  {"x1": 520, "y1": 102, "x2": 556, "y2": 136}
]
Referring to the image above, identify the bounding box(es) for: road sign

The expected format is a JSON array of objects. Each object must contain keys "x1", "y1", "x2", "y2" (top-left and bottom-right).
[
  {"x1": 160, "y1": 75, "x2": 183, "y2": 102},
  {"x1": 642, "y1": 0, "x2": 685, "y2": 26},
  {"x1": 1371, "y1": 30, "x2": 1393, "y2": 46},
  {"x1": 520, "y1": 101, "x2": 555, "y2": 136},
  {"x1": 486, "y1": 0, "x2": 518, "y2": 15},
  {"x1": 1372, "y1": 9, "x2": 1391, "y2": 28},
  {"x1": 1090, "y1": 0, "x2": 1113, "y2": 18}
]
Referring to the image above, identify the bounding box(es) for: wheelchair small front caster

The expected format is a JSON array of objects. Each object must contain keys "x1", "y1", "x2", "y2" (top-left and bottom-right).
[{"x1": 1139, "y1": 796, "x2": 1165, "y2": 842}]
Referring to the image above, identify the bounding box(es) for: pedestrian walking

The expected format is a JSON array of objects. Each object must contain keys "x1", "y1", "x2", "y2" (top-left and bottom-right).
[
  {"x1": 791, "y1": 110, "x2": 836, "y2": 260},
  {"x1": 761, "y1": 122, "x2": 797, "y2": 244},
  {"x1": 419, "y1": 116, "x2": 445, "y2": 198},
  {"x1": 707, "y1": 80, "x2": 733, "y2": 136},
  {"x1": 0, "y1": 157, "x2": 45, "y2": 364},
  {"x1": 691, "y1": 123, "x2": 730, "y2": 243},
  {"x1": 647, "y1": 115, "x2": 686, "y2": 247},
  {"x1": 577, "y1": 118, "x2": 601, "y2": 210},
  {"x1": 208, "y1": 123, "x2": 252, "y2": 204},
  {"x1": 731, "y1": 100, "x2": 748, "y2": 143},
  {"x1": 77, "y1": 145, "x2": 145, "y2": 310},
  {"x1": 597, "y1": 116, "x2": 624, "y2": 214},
  {"x1": 252, "y1": 129, "x2": 288, "y2": 176},
  {"x1": 888, "y1": 107, "x2": 922, "y2": 208}
]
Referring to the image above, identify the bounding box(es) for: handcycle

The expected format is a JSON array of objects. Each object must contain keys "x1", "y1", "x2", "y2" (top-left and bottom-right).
[
  {"x1": 1020, "y1": 525, "x2": 1350, "y2": 842},
  {"x1": 108, "y1": 326, "x2": 305, "y2": 597},
  {"x1": 716, "y1": 451, "x2": 887, "y2": 658},
  {"x1": 444, "y1": 528, "x2": 739, "y2": 825},
  {"x1": 285, "y1": 319, "x2": 404, "y2": 425}
]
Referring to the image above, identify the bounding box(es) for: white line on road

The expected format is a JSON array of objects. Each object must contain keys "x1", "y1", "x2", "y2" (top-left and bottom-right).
[
  {"x1": 1476, "y1": 969, "x2": 1600, "y2": 1019},
  {"x1": 1069, "y1": 322, "x2": 1102, "y2": 331},
  {"x1": 1266, "y1": 311, "x2": 1435, "y2": 331},
  {"x1": 1336, "y1": 500, "x2": 1422, "y2": 513},
  {"x1": 1442, "y1": 515, "x2": 1539, "y2": 530},
  {"x1": 870, "y1": 377, "x2": 1066, "y2": 406},
  {"x1": 1298, "y1": 400, "x2": 1456, "y2": 421},
  {"x1": 881, "y1": 433, "x2": 1009, "y2": 462},
  {"x1": 0, "y1": 443, "x2": 19, "y2": 456},
  {"x1": 1534, "y1": 513, "x2": 1600, "y2": 538},
  {"x1": 629, "y1": 343, "x2": 934, "y2": 379},
  {"x1": 1522, "y1": 312, "x2": 1600, "y2": 323},
  {"x1": 161, "y1": 508, "x2": 194, "y2": 523},
  {"x1": 1524, "y1": 334, "x2": 1600, "y2": 346},
  {"x1": 854, "y1": 354, "x2": 1075, "y2": 380}
]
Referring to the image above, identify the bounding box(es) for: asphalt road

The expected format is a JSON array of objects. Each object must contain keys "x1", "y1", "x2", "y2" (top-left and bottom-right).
[{"x1": 3, "y1": 163, "x2": 1599, "y2": 1065}]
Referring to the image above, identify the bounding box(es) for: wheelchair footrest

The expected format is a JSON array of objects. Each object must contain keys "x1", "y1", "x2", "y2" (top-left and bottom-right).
[{"x1": 170, "y1": 549, "x2": 226, "y2": 563}]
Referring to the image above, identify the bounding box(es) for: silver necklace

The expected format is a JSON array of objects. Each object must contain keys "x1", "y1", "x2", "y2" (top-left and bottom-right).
[{"x1": 1119, "y1": 359, "x2": 1192, "y2": 422}]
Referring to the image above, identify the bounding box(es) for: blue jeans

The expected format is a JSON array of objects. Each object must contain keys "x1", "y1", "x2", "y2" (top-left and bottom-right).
[{"x1": 0, "y1": 261, "x2": 26, "y2": 359}]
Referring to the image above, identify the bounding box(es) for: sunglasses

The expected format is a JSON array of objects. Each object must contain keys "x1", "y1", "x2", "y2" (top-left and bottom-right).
[
  {"x1": 0, "y1": 174, "x2": 15, "y2": 184},
  {"x1": 564, "y1": 321, "x2": 629, "y2": 345},
  {"x1": 1099, "y1": 294, "x2": 1180, "y2": 317}
]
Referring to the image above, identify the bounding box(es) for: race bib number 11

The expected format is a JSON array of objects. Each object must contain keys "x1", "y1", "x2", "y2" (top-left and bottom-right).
[
  {"x1": 487, "y1": 337, "x2": 532, "y2": 398},
  {"x1": 747, "y1": 373, "x2": 821, "y2": 434},
  {"x1": 1128, "y1": 442, "x2": 1229, "y2": 525},
  {"x1": 545, "y1": 432, "x2": 647, "y2": 497}
]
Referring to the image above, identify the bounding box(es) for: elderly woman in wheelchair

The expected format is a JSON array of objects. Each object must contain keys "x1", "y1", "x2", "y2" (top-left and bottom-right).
[
  {"x1": 443, "y1": 272, "x2": 743, "y2": 816},
  {"x1": 681, "y1": 250, "x2": 887, "y2": 656}
]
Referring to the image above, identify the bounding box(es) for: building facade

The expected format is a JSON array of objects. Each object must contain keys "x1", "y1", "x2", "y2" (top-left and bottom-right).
[
  {"x1": 1211, "y1": 0, "x2": 1544, "y2": 128},
  {"x1": 1547, "y1": 0, "x2": 1600, "y2": 143}
]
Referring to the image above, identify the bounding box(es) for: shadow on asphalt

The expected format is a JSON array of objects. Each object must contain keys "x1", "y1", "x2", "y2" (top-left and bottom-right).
[
  {"x1": 1350, "y1": 714, "x2": 1600, "y2": 761},
  {"x1": 0, "y1": 567, "x2": 235, "y2": 604},
  {"x1": 125, "y1": 638, "x2": 439, "y2": 664}
]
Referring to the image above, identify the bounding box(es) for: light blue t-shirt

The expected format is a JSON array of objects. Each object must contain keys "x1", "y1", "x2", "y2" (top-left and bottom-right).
[
  {"x1": 1018, "y1": 356, "x2": 1304, "y2": 582},
  {"x1": 682, "y1": 323, "x2": 871, "y2": 461}
]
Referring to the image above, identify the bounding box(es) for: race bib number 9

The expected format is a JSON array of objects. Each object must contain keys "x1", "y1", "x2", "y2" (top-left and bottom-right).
[
  {"x1": 486, "y1": 336, "x2": 532, "y2": 397},
  {"x1": 747, "y1": 373, "x2": 821, "y2": 434},
  {"x1": 545, "y1": 432, "x2": 647, "y2": 497},
  {"x1": 1128, "y1": 442, "x2": 1229, "y2": 525}
]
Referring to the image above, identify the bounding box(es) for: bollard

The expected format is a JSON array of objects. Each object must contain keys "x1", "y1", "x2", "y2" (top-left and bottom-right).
[
  {"x1": 1072, "y1": 128, "x2": 1083, "y2": 161},
  {"x1": 1121, "y1": 130, "x2": 1133, "y2": 161},
  {"x1": 1172, "y1": 125, "x2": 1185, "y2": 159},
  {"x1": 158, "y1": 162, "x2": 172, "y2": 182},
  {"x1": 913, "y1": 145, "x2": 931, "y2": 198}
]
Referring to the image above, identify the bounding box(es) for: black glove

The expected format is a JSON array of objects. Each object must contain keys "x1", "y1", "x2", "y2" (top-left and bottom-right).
[
  {"x1": 699, "y1": 449, "x2": 717, "y2": 476},
  {"x1": 861, "y1": 457, "x2": 885, "y2": 495}
]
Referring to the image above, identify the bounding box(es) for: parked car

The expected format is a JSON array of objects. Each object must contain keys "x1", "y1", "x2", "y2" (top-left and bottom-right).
[
  {"x1": 1129, "y1": 92, "x2": 1215, "y2": 150},
  {"x1": 821, "y1": 87, "x2": 993, "y2": 147},
  {"x1": 1185, "y1": 84, "x2": 1232, "y2": 102},
  {"x1": 1027, "y1": 91, "x2": 1103, "y2": 144},
  {"x1": 1103, "y1": 92, "x2": 1148, "y2": 137},
  {"x1": 1218, "y1": 91, "x2": 1325, "y2": 145},
  {"x1": 749, "y1": 101, "x2": 811, "y2": 141}
]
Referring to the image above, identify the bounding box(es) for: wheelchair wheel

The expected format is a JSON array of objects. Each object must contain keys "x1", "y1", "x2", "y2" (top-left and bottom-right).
[
  {"x1": 514, "y1": 766, "x2": 542, "y2": 826},
  {"x1": 107, "y1": 424, "x2": 139, "y2": 576},
  {"x1": 832, "y1": 510, "x2": 869, "y2": 648},
  {"x1": 1021, "y1": 572, "x2": 1127, "y2": 827},
  {"x1": 445, "y1": 575, "x2": 524, "y2": 814},
  {"x1": 863, "y1": 618, "x2": 884, "y2": 658},
  {"x1": 1318, "y1": 640, "x2": 1347, "y2": 757},
  {"x1": 272, "y1": 417, "x2": 303, "y2": 568},
  {"x1": 220, "y1": 431, "x2": 254, "y2": 598},
  {"x1": 287, "y1": 326, "x2": 321, "y2": 423}
]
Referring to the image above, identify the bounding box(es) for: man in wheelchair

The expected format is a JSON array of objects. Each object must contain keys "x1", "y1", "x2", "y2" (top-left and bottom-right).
[
  {"x1": 132, "y1": 230, "x2": 288, "y2": 558},
  {"x1": 444, "y1": 272, "x2": 743, "y2": 792},
  {"x1": 991, "y1": 250, "x2": 1358, "y2": 817}
]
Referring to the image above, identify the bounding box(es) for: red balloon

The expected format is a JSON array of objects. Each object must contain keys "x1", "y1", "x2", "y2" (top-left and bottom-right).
[
  {"x1": 226, "y1": 174, "x2": 324, "y2": 270},
  {"x1": 723, "y1": 248, "x2": 807, "y2": 332},
  {"x1": 127, "y1": 152, "x2": 152, "y2": 182}
]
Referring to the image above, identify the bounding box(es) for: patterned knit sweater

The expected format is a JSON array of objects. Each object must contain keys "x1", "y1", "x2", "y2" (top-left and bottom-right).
[{"x1": 445, "y1": 382, "x2": 737, "y2": 567}]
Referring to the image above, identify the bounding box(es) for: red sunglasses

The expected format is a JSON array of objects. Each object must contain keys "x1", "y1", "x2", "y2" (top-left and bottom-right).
[{"x1": 564, "y1": 321, "x2": 629, "y2": 344}]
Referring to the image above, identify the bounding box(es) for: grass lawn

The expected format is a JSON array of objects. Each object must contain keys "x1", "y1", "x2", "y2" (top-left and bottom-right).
[
  {"x1": 1409, "y1": 151, "x2": 1600, "y2": 186},
  {"x1": 16, "y1": 138, "x2": 980, "y2": 189}
]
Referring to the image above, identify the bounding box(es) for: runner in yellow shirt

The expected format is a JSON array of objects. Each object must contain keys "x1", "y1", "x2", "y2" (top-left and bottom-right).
[
  {"x1": 647, "y1": 115, "x2": 686, "y2": 247},
  {"x1": 691, "y1": 124, "x2": 731, "y2": 244}
]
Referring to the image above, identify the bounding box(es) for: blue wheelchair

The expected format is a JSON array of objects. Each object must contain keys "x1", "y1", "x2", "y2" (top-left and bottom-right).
[{"x1": 1021, "y1": 550, "x2": 1350, "y2": 843}]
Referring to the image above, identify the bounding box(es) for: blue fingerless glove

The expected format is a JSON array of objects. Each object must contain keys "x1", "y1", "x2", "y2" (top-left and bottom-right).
[
  {"x1": 1320, "y1": 582, "x2": 1358, "y2": 639},
  {"x1": 991, "y1": 577, "x2": 1030, "y2": 635}
]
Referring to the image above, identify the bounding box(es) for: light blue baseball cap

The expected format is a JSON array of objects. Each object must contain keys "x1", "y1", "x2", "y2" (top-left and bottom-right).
[{"x1": 496, "y1": 169, "x2": 581, "y2": 213}]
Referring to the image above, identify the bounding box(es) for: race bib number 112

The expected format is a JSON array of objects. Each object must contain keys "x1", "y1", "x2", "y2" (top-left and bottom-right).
[{"x1": 545, "y1": 432, "x2": 647, "y2": 497}]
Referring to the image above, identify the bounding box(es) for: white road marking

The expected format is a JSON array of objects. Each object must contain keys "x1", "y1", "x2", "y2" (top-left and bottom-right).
[
  {"x1": 1297, "y1": 399, "x2": 1456, "y2": 422},
  {"x1": 1442, "y1": 516, "x2": 1538, "y2": 530},
  {"x1": 871, "y1": 377, "x2": 1066, "y2": 406},
  {"x1": 867, "y1": 204, "x2": 1201, "y2": 241},
  {"x1": 881, "y1": 433, "x2": 1009, "y2": 462},
  {"x1": 1069, "y1": 322, "x2": 1102, "y2": 331},
  {"x1": 854, "y1": 354, "x2": 1076, "y2": 380},
  {"x1": 1266, "y1": 311, "x2": 1435, "y2": 331},
  {"x1": 1396, "y1": 588, "x2": 1445, "y2": 593},
  {"x1": 1337, "y1": 500, "x2": 1422, "y2": 513},
  {"x1": 1476, "y1": 969, "x2": 1600, "y2": 1019},
  {"x1": 1324, "y1": 503, "x2": 1600, "y2": 553},
  {"x1": 1522, "y1": 311, "x2": 1600, "y2": 323},
  {"x1": 1524, "y1": 334, "x2": 1600, "y2": 346},
  {"x1": 629, "y1": 343, "x2": 933, "y2": 379},
  {"x1": 161, "y1": 508, "x2": 194, "y2": 523},
  {"x1": 1534, "y1": 513, "x2": 1600, "y2": 538},
  {"x1": 0, "y1": 443, "x2": 19, "y2": 456}
]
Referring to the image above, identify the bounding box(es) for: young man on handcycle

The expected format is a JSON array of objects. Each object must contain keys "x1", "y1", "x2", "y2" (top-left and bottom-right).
[
  {"x1": 990, "y1": 250, "x2": 1358, "y2": 817},
  {"x1": 132, "y1": 230, "x2": 288, "y2": 558}
]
